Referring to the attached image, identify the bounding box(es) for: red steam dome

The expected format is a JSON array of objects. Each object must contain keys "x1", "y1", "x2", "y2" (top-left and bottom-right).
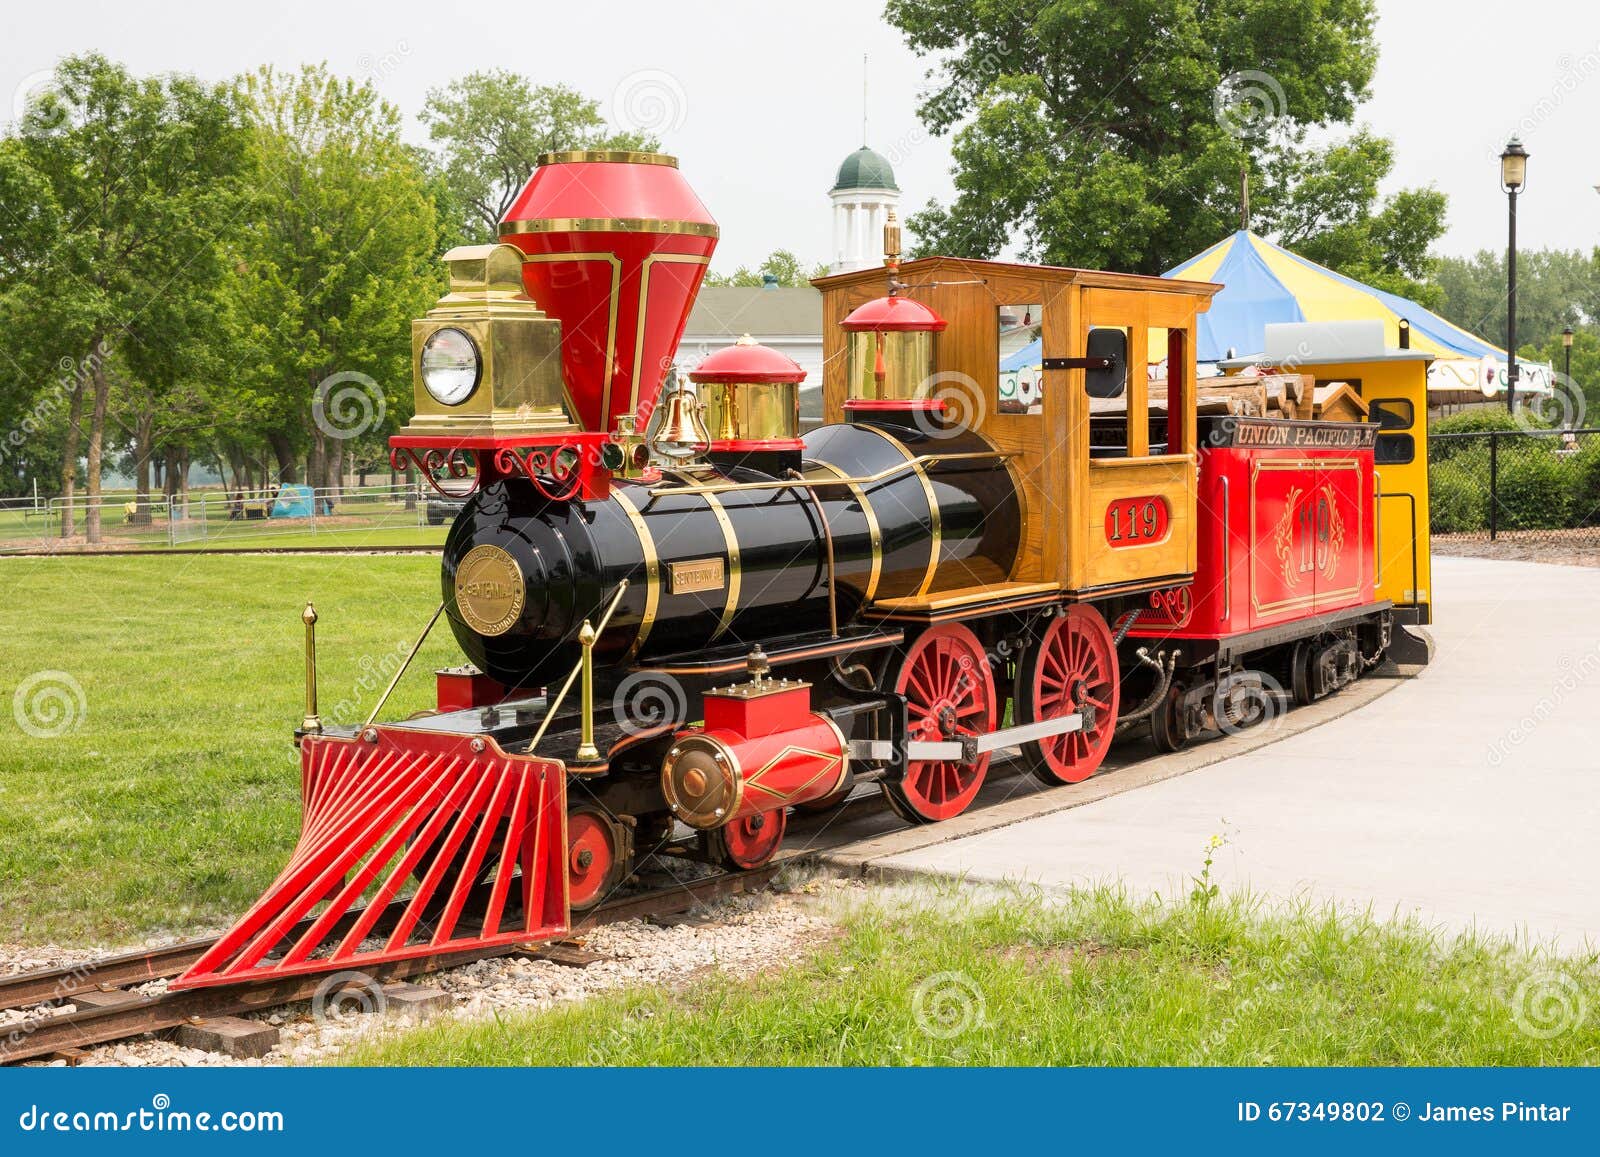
[
  {"x1": 500, "y1": 151, "x2": 718, "y2": 434},
  {"x1": 689, "y1": 339, "x2": 806, "y2": 385},
  {"x1": 840, "y1": 294, "x2": 947, "y2": 333}
]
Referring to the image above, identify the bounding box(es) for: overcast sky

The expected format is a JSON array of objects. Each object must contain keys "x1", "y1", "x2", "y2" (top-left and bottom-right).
[{"x1": 4, "y1": 0, "x2": 1598, "y2": 273}]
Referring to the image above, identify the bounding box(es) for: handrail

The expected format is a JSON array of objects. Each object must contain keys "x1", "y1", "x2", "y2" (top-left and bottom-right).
[
  {"x1": 529, "y1": 580, "x2": 632, "y2": 752},
  {"x1": 364, "y1": 601, "x2": 446, "y2": 728},
  {"x1": 645, "y1": 450, "x2": 1016, "y2": 497}
]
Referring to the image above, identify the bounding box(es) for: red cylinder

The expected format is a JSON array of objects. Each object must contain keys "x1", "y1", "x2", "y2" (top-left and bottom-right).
[
  {"x1": 661, "y1": 715, "x2": 849, "y2": 830},
  {"x1": 500, "y1": 151, "x2": 718, "y2": 436}
]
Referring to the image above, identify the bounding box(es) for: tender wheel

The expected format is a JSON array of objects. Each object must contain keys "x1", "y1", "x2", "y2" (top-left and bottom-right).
[
  {"x1": 705, "y1": 807, "x2": 787, "y2": 870},
  {"x1": 1290, "y1": 641, "x2": 1316, "y2": 706},
  {"x1": 881, "y1": 621, "x2": 997, "y2": 823},
  {"x1": 1149, "y1": 682, "x2": 1189, "y2": 753},
  {"x1": 1014, "y1": 604, "x2": 1120, "y2": 783},
  {"x1": 567, "y1": 806, "x2": 628, "y2": 910}
]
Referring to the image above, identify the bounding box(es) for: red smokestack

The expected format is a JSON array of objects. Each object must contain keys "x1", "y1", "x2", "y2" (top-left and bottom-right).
[{"x1": 499, "y1": 151, "x2": 718, "y2": 434}]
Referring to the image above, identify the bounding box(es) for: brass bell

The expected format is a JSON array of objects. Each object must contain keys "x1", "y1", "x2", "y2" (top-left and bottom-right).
[{"x1": 651, "y1": 374, "x2": 711, "y2": 462}]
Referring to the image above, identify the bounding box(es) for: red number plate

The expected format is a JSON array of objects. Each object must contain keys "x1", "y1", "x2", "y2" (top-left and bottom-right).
[{"x1": 1104, "y1": 495, "x2": 1171, "y2": 548}]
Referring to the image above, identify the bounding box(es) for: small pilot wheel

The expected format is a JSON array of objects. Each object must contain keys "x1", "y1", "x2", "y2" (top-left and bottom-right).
[
  {"x1": 1015, "y1": 604, "x2": 1120, "y2": 784},
  {"x1": 706, "y1": 807, "x2": 787, "y2": 870},
  {"x1": 567, "y1": 806, "x2": 627, "y2": 910},
  {"x1": 881, "y1": 622, "x2": 997, "y2": 824}
]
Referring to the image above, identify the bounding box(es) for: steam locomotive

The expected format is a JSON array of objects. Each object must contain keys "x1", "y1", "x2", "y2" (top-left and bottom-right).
[{"x1": 172, "y1": 150, "x2": 1431, "y2": 990}]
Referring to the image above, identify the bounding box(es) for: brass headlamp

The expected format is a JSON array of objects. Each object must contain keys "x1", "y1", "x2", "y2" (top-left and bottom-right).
[{"x1": 397, "y1": 243, "x2": 578, "y2": 439}]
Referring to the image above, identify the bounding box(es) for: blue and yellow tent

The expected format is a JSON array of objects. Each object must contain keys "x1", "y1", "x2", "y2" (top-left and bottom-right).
[{"x1": 1164, "y1": 230, "x2": 1500, "y2": 364}]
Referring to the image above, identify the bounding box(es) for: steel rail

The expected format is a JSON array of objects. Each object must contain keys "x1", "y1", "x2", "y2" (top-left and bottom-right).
[{"x1": 0, "y1": 865, "x2": 778, "y2": 1066}]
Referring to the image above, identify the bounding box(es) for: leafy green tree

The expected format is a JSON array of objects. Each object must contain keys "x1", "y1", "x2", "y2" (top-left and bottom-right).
[
  {"x1": 1436, "y1": 248, "x2": 1594, "y2": 354},
  {"x1": 0, "y1": 54, "x2": 247, "y2": 540},
  {"x1": 1259, "y1": 132, "x2": 1446, "y2": 306},
  {"x1": 885, "y1": 0, "x2": 1441, "y2": 284},
  {"x1": 704, "y1": 249, "x2": 828, "y2": 288},
  {"x1": 1524, "y1": 328, "x2": 1600, "y2": 427},
  {"x1": 420, "y1": 72, "x2": 655, "y2": 244},
  {"x1": 224, "y1": 64, "x2": 442, "y2": 491}
]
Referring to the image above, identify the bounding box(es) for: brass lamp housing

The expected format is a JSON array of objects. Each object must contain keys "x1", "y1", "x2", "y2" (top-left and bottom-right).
[
  {"x1": 699, "y1": 380, "x2": 801, "y2": 443},
  {"x1": 845, "y1": 330, "x2": 935, "y2": 403},
  {"x1": 399, "y1": 243, "x2": 577, "y2": 438}
]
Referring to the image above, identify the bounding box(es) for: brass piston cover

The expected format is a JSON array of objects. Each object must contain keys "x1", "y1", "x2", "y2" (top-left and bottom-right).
[
  {"x1": 660, "y1": 714, "x2": 849, "y2": 830},
  {"x1": 661, "y1": 733, "x2": 742, "y2": 828}
]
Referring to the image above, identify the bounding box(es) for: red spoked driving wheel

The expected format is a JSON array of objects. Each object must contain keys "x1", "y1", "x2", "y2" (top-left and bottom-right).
[
  {"x1": 1015, "y1": 604, "x2": 1119, "y2": 784},
  {"x1": 882, "y1": 622, "x2": 997, "y2": 824},
  {"x1": 706, "y1": 807, "x2": 787, "y2": 870},
  {"x1": 567, "y1": 807, "x2": 626, "y2": 910}
]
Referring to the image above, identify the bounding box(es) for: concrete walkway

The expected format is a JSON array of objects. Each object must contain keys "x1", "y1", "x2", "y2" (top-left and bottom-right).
[{"x1": 878, "y1": 557, "x2": 1600, "y2": 949}]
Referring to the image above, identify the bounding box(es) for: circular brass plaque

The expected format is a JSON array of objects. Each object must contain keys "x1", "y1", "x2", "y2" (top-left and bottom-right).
[{"x1": 454, "y1": 545, "x2": 525, "y2": 637}]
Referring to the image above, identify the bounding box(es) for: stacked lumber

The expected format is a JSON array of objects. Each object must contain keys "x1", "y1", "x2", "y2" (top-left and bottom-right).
[{"x1": 1096, "y1": 371, "x2": 1340, "y2": 420}]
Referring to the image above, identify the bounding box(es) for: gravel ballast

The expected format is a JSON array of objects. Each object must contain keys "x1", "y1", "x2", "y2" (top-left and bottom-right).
[{"x1": 3, "y1": 880, "x2": 847, "y2": 1067}]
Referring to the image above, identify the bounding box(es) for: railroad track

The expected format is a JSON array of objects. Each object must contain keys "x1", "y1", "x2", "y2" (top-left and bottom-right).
[{"x1": 0, "y1": 865, "x2": 778, "y2": 1066}]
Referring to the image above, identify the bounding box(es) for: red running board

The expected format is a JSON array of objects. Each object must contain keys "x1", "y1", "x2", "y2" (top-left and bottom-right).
[{"x1": 172, "y1": 729, "x2": 568, "y2": 990}]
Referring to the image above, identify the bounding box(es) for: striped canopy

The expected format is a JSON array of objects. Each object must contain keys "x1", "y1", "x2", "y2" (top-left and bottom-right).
[{"x1": 1164, "y1": 230, "x2": 1499, "y2": 364}]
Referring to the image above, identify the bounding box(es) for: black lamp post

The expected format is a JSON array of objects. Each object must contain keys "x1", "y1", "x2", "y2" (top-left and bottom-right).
[
  {"x1": 1501, "y1": 136, "x2": 1528, "y2": 413},
  {"x1": 1562, "y1": 325, "x2": 1574, "y2": 383}
]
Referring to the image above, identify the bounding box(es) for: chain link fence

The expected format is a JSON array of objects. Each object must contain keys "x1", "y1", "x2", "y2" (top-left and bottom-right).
[
  {"x1": 1429, "y1": 428, "x2": 1600, "y2": 544},
  {"x1": 0, "y1": 484, "x2": 441, "y2": 553}
]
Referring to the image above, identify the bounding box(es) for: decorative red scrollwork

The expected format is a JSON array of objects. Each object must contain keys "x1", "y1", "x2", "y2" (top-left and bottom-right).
[
  {"x1": 1143, "y1": 584, "x2": 1194, "y2": 629},
  {"x1": 491, "y1": 445, "x2": 587, "y2": 503},
  {"x1": 389, "y1": 446, "x2": 480, "y2": 499}
]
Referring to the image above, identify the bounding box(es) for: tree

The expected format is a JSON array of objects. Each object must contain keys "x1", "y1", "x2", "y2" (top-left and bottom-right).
[
  {"x1": 2, "y1": 54, "x2": 247, "y2": 541},
  {"x1": 1525, "y1": 328, "x2": 1600, "y2": 426},
  {"x1": 1258, "y1": 132, "x2": 1447, "y2": 306},
  {"x1": 704, "y1": 249, "x2": 829, "y2": 288},
  {"x1": 224, "y1": 64, "x2": 442, "y2": 492},
  {"x1": 420, "y1": 72, "x2": 656, "y2": 244},
  {"x1": 885, "y1": 0, "x2": 1442, "y2": 284},
  {"x1": 1436, "y1": 248, "x2": 1595, "y2": 354}
]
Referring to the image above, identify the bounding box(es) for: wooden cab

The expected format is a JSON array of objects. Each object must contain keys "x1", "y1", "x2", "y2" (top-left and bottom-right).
[{"x1": 815, "y1": 257, "x2": 1220, "y2": 601}]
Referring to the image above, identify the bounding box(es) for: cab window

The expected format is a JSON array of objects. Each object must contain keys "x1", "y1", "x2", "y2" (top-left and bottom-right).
[{"x1": 996, "y1": 303, "x2": 1044, "y2": 414}]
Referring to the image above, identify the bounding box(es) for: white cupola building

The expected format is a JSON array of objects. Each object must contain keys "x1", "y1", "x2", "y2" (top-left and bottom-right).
[{"x1": 828, "y1": 146, "x2": 900, "y2": 274}]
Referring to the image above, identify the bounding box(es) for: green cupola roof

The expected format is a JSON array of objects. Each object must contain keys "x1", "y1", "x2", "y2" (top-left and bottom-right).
[{"x1": 831, "y1": 146, "x2": 898, "y2": 193}]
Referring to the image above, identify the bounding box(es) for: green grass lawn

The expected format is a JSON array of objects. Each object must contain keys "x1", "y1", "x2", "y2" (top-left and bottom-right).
[
  {"x1": 0, "y1": 552, "x2": 463, "y2": 944},
  {"x1": 343, "y1": 884, "x2": 1600, "y2": 1066},
  {"x1": 168, "y1": 524, "x2": 447, "y2": 550}
]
